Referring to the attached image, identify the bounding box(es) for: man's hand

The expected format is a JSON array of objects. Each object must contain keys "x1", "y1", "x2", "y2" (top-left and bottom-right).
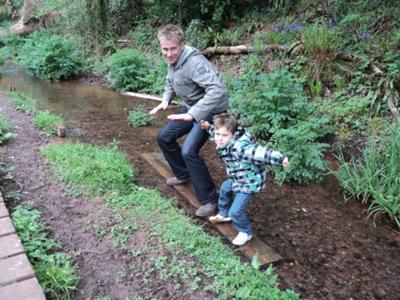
[
  {"x1": 200, "y1": 120, "x2": 210, "y2": 129},
  {"x1": 167, "y1": 113, "x2": 193, "y2": 121},
  {"x1": 282, "y1": 157, "x2": 289, "y2": 168},
  {"x1": 149, "y1": 102, "x2": 168, "y2": 115}
]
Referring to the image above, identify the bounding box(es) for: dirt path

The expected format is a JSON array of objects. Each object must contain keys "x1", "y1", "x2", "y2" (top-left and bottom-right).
[{"x1": 1, "y1": 91, "x2": 400, "y2": 300}]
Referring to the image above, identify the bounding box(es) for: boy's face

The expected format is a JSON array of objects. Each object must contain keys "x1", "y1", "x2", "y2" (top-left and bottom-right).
[{"x1": 215, "y1": 126, "x2": 234, "y2": 149}]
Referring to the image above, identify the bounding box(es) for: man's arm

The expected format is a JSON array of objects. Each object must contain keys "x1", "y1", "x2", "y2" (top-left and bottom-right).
[{"x1": 187, "y1": 57, "x2": 228, "y2": 122}]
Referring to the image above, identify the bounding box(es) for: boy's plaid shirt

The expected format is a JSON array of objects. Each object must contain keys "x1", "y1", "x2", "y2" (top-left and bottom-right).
[{"x1": 208, "y1": 126, "x2": 284, "y2": 193}]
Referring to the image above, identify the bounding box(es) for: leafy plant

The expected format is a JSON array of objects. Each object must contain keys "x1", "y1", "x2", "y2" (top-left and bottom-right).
[
  {"x1": 106, "y1": 48, "x2": 151, "y2": 92},
  {"x1": 11, "y1": 203, "x2": 79, "y2": 299},
  {"x1": 17, "y1": 30, "x2": 82, "y2": 81},
  {"x1": 33, "y1": 110, "x2": 64, "y2": 136},
  {"x1": 333, "y1": 121, "x2": 400, "y2": 228},
  {"x1": 128, "y1": 105, "x2": 150, "y2": 128}
]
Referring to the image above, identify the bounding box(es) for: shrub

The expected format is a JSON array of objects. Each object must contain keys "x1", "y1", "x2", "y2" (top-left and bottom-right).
[
  {"x1": 106, "y1": 48, "x2": 151, "y2": 92},
  {"x1": 17, "y1": 30, "x2": 82, "y2": 81},
  {"x1": 333, "y1": 122, "x2": 400, "y2": 228},
  {"x1": 33, "y1": 110, "x2": 64, "y2": 136},
  {"x1": 303, "y1": 23, "x2": 340, "y2": 60},
  {"x1": 228, "y1": 66, "x2": 332, "y2": 184},
  {"x1": 128, "y1": 105, "x2": 150, "y2": 128}
]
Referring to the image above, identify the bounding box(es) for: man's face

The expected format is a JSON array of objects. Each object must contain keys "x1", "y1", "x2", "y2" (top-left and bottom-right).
[
  {"x1": 215, "y1": 126, "x2": 234, "y2": 149},
  {"x1": 159, "y1": 38, "x2": 185, "y2": 65}
]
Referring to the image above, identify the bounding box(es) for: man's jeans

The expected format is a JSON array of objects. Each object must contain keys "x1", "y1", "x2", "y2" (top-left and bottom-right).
[
  {"x1": 218, "y1": 179, "x2": 255, "y2": 235},
  {"x1": 157, "y1": 106, "x2": 218, "y2": 205}
]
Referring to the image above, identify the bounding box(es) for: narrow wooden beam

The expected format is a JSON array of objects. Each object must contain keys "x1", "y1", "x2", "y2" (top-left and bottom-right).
[{"x1": 141, "y1": 152, "x2": 283, "y2": 266}]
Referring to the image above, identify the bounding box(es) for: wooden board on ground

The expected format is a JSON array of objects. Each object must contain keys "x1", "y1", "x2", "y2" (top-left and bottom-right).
[
  {"x1": 0, "y1": 254, "x2": 35, "y2": 286},
  {"x1": 0, "y1": 217, "x2": 15, "y2": 237},
  {"x1": 141, "y1": 152, "x2": 283, "y2": 266},
  {"x1": 0, "y1": 277, "x2": 45, "y2": 300},
  {"x1": 0, "y1": 201, "x2": 9, "y2": 218},
  {"x1": 0, "y1": 234, "x2": 25, "y2": 259}
]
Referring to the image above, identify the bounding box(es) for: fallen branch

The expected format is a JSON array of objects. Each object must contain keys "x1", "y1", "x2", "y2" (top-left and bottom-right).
[{"x1": 202, "y1": 44, "x2": 286, "y2": 57}]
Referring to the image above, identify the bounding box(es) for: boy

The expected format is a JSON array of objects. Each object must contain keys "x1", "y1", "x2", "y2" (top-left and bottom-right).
[{"x1": 201, "y1": 113, "x2": 289, "y2": 246}]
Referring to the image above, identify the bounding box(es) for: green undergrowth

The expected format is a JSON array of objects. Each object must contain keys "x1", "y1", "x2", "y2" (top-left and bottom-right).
[
  {"x1": 0, "y1": 112, "x2": 16, "y2": 144},
  {"x1": 332, "y1": 121, "x2": 400, "y2": 228},
  {"x1": 127, "y1": 105, "x2": 151, "y2": 128},
  {"x1": 11, "y1": 203, "x2": 80, "y2": 299},
  {"x1": 42, "y1": 142, "x2": 300, "y2": 299},
  {"x1": 8, "y1": 91, "x2": 65, "y2": 136}
]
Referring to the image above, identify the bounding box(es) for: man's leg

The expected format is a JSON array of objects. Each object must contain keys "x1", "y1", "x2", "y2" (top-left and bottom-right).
[
  {"x1": 157, "y1": 106, "x2": 192, "y2": 181},
  {"x1": 181, "y1": 118, "x2": 218, "y2": 207}
]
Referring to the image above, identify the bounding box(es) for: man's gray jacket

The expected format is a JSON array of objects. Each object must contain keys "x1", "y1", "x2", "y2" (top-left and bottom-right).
[{"x1": 161, "y1": 45, "x2": 228, "y2": 121}]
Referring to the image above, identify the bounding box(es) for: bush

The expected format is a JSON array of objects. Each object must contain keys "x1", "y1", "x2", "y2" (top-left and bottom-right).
[
  {"x1": 106, "y1": 48, "x2": 151, "y2": 92},
  {"x1": 303, "y1": 23, "x2": 340, "y2": 60},
  {"x1": 228, "y1": 66, "x2": 332, "y2": 184},
  {"x1": 128, "y1": 105, "x2": 150, "y2": 128},
  {"x1": 17, "y1": 30, "x2": 82, "y2": 81}
]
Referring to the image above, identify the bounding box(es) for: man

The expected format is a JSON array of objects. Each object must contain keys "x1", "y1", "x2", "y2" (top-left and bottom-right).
[{"x1": 150, "y1": 24, "x2": 228, "y2": 217}]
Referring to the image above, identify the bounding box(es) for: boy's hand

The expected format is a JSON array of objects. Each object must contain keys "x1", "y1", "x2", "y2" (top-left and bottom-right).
[
  {"x1": 282, "y1": 157, "x2": 289, "y2": 168},
  {"x1": 200, "y1": 120, "x2": 210, "y2": 129}
]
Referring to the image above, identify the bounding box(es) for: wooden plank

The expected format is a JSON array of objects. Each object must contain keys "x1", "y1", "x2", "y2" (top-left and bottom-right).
[
  {"x1": 0, "y1": 254, "x2": 35, "y2": 286},
  {"x1": 0, "y1": 277, "x2": 45, "y2": 300},
  {"x1": 0, "y1": 201, "x2": 8, "y2": 218},
  {"x1": 122, "y1": 91, "x2": 162, "y2": 101},
  {"x1": 0, "y1": 217, "x2": 15, "y2": 237},
  {"x1": 142, "y1": 153, "x2": 201, "y2": 208},
  {"x1": 0, "y1": 234, "x2": 25, "y2": 259},
  {"x1": 141, "y1": 152, "x2": 283, "y2": 265}
]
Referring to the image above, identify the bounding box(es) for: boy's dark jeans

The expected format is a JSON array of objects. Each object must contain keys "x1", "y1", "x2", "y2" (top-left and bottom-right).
[{"x1": 157, "y1": 106, "x2": 218, "y2": 205}]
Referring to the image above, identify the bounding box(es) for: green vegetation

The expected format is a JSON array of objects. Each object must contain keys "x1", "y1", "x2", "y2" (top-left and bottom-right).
[
  {"x1": 42, "y1": 143, "x2": 135, "y2": 197},
  {"x1": 11, "y1": 203, "x2": 80, "y2": 299},
  {"x1": 8, "y1": 91, "x2": 37, "y2": 114},
  {"x1": 42, "y1": 142, "x2": 300, "y2": 299},
  {"x1": 128, "y1": 105, "x2": 150, "y2": 128},
  {"x1": 17, "y1": 30, "x2": 82, "y2": 81},
  {"x1": 333, "y1": 122, "x2": 400, "y2": 228},
  {"x1": 228, "y1": 64, "x2": 332, "y2": 184},
  {"x1": 0, "y1": 113, "x2": 16, "y2": 144},
  {"x1": 33, "y1": 110, "x2": 64, "y2": 136}
]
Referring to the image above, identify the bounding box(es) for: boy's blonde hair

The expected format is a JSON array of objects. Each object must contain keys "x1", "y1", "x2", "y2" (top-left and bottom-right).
[
  {"x1": 213, "y1": 113, "x2": 238, "y2": 134},
  {"x1": 157, "y1": 24, "x2": 185, "y2": 43}
]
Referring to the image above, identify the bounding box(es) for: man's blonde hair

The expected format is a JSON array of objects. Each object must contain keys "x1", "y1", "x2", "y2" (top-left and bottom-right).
[
  {"x1": 157, "y1": 24, "x2": 185, "y2": 43},
  {"x1": 213, "y1": 113, "x2": 238, "y2": 134}
]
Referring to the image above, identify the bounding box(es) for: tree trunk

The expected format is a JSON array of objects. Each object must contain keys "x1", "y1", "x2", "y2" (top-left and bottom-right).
[{"x1": 202, "y1": 44, "x2": 286, "y2": 57}]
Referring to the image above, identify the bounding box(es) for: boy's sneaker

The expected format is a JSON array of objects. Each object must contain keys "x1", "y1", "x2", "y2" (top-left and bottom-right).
[
  {"x1": 232, "y1": 232, "x2": 252, "y2": 246},
  {"x1": 209, "y1": 214, "x2": 232, "y2": 224}
]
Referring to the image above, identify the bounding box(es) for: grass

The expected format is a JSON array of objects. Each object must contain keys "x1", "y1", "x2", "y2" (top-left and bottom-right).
[
  {"x1": 42, "y1": 143, "x2": 135, "y2": 197},
  {"x1": 333, "y1": 121, "x2": 400, "y2": 228},
  {"x1": 8, "y1": 91, "x2": 37, "y2": 115},
  {"x1": 0, "y1": 113, "x2": 16, "y2": 144},
  {"x1": 11, "y1": 203, "x2": 80, "y2": 299},
  {"x1": 42, "y1": 142, "x2": 300, "y2": 299},
  {"x1": 33, "y1": 110, "x2": 64, "y2": 135}
]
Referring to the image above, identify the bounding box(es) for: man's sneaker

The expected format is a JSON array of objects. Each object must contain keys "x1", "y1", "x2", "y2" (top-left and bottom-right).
[
  {"x1": 209, "y1": 214, "x2": 232, "y2": 224},
  {"x1": 195, "y1": 203, "x2": 217, "y2": 217},
  {"x1": 166, "y1": 176, "x2": 189, "y2": 186},
  {"x1": 232, "y1": 232, "x2": 253, "y2": 246}
]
